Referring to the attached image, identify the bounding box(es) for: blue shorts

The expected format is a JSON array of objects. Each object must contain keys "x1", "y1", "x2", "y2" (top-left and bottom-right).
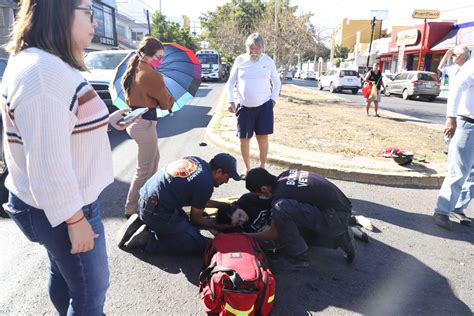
[{"x1": 236, "y1": 99, "x2": 274, "y2": 138}]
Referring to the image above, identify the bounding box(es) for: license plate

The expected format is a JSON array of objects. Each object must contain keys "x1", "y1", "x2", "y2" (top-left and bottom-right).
[
  {"x1": 347, "y1": 79, "x2": 353, "y2": 82},
  {"x1": 425, "y1": 83, "x2": 433, "y2": 87}
]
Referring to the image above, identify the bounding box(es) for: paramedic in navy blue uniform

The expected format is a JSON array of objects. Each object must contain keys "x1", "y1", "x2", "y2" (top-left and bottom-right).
[
  {"x1": 116, "y1": 153, "x2": 240, "y2": 255},
  {"x1": 244, "y1": 168, "x2": 356, "y2": 266}
]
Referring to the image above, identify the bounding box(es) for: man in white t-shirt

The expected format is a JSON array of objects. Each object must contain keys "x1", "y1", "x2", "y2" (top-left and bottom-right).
[{"x1": 227, "y1": 33, "x2": 281, "y2": 179}]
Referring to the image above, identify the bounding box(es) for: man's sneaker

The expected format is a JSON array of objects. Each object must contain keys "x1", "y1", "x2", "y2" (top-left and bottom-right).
[
  {"x1": 433, "y1": 213, "x2": 452, "y2": 230},
  {"x1": 287, "y1": 252, "x2": 310, "y2": 268},
  {"x1": 116, "y1": 214, "x2": 144, "y2": 248},
  {"x1": 335, "y1": 228, "x2": 356, "y2": 263},
  {"x1": 451, "y1": 212, "x2": 472, "y2": 226},
  {"x1": 124, "y1": 224, "x2": 150, "y2": 250}
]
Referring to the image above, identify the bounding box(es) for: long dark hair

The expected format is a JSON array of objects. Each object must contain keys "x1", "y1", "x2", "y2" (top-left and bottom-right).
[
  {"x1": 122, "y1": 37, "x2": 164, "y2": 101},
  {"x1": 6, "y1": 0, "x2": 86, "y2": 71}
]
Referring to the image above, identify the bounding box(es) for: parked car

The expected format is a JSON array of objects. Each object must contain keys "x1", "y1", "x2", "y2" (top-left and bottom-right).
[
  {"x1": 319, "y1": 69, "x2": 361, "y2": 94},
  {"x1": 82, "y1": 50, "x2": 132, "y2": 112},
  {"x1": 300, "y1": 70, "x2": 316, "y2": 80},
  {"x1": 294, "y1": 70, "x2": 302, "y2": 79},
  {"x1": 384, "y1": 71, "x2": 440, "y2": 101},
  {"x1": 279, "y1": 70, "x2": 293, "y2": 80}
]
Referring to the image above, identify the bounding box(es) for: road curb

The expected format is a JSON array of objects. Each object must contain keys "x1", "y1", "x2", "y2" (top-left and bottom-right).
[{"x1": 205, "y1": 88, "x2": 445, "y2": 189}]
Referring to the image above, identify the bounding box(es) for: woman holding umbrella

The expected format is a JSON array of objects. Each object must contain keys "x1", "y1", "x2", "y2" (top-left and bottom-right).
[{"x1": 121, "y1": 37, "x2": 175, "y2": 218}]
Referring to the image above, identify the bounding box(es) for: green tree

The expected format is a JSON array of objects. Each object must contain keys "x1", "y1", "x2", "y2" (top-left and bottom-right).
[
  {"x1": 333, "y1": 45, "x2": 349, "y2": 59},
  {"x1": 200, "y1": 0, "x2": 329, "y2": 67},
  {"x1": 151, "y1": 11, "x2": 198, "y2": 51},
  {"x1": 199, "y1": 0, "x2": 265, "y2": 63}
]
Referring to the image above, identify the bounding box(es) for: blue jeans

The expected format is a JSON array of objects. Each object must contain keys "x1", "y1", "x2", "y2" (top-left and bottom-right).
[
  {"x1": 435, "y1": 118, "x2": 474, "y2": 215},
  {"x1": 6, "y1": 193, "x2": 109, "y2": 316},
  {"x1": 139, "y1": 199, "x2": 208, "y2": 256}
]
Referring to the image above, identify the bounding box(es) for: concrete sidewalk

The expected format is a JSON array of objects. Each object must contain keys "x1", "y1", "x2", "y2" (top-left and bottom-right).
[{"x1": 205, "y1": 89, "x2": 448, "y2": 188}]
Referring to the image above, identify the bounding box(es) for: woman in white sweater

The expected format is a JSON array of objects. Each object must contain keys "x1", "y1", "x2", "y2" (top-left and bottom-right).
[{"x1": 1, "y1": 0, "x2": 130, "y2": 314}]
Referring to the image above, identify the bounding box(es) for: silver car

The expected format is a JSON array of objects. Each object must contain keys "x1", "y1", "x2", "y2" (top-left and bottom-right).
[{"x1": 384, "y1": 71, "x2": 440, "y2": 102}]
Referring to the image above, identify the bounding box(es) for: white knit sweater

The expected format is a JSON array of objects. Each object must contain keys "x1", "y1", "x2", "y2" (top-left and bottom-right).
[{"x1": 1, "y1": 48, "x2": 114, "y2": 227}]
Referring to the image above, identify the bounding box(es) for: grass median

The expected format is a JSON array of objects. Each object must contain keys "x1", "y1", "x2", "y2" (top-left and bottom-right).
[{"x1": 273, "y1": 84, "x2": 447, "y2": 162}]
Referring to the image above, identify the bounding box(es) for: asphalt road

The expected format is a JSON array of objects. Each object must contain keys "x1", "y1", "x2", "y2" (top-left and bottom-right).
[
  {"x1": 0, "y1": 81, "x2": 473, "y2": 315},
  {"x1": 290, "y1": 78, "x2": 448, "y2": 125}
]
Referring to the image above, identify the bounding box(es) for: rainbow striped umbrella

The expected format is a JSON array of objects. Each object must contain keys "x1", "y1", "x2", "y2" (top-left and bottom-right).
[{"x1": 109, "y1": 43, "x2": 201, "y2": 117}]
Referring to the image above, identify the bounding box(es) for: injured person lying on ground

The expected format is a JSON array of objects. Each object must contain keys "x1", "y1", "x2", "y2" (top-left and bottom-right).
[
  {"x1": 217, "y1": 167, "x2": 376, "y2": 268},
  {"x1": 216, "y1": 190, "x2": 372, "y2": 269}
]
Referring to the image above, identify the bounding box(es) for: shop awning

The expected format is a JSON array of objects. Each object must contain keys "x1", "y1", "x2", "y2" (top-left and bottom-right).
[{"x1": 431, "y1": 22, "x2": 474, "y2": 51}]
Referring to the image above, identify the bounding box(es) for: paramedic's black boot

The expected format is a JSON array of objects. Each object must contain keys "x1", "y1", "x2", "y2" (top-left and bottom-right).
[
  {"x1": 287, "y1": 252, "x2": 310, "y2": 268},
  {"x1": 336, "y1": 229, "x2": 355, "y2": 263},
  {"x1": 124, "y1": 224, "x2": 150, "y2": 249},
  {"x1": 116, "y1": 214, "x2": 144, "y2": 249}
]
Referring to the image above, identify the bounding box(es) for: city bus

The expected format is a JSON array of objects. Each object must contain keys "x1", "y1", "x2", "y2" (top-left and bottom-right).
[{"x1": 196, "y1": 49, "x2": 225, "y2": 81}]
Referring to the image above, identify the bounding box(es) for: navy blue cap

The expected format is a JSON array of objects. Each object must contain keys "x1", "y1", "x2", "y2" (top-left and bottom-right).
[{"x1": 210, "y1": 153, "x2": 240, "y2": 181}]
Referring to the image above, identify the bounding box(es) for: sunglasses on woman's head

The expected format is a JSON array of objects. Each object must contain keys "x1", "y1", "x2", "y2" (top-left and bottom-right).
[{"x1": 75, "y1": 6, "x2": 94, "y2": 23}]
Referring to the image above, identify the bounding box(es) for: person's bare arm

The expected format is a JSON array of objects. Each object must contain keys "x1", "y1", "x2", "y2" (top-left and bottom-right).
[
  {"x1": 438, "y1": 48, "x2": 454, "y2": 73},
  {"x1": 245, "y1": 220, "x2": 279, "y2": 241}
]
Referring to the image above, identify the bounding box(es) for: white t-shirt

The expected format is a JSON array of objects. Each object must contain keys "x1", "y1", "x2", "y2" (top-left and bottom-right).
[
  {"x1": 446, "y1": 59, "x2": 474, "y2": 118},
  {"x1": 227, "y1": 53, "x2": 281, "y2": 107}
]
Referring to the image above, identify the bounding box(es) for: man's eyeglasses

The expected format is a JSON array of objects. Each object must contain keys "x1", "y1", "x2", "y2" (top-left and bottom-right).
[{"x1": 75, "y1": 6, "x2": 94, "y2": 23}]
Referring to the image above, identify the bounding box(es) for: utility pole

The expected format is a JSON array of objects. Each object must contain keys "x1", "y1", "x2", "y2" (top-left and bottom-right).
[
  {"x1": 146, "y1": 9, "x2": 151, "y2": 35},
  {"x1": 273, "y1": 0, "x2": 278, "y2": 63},
  {"x1": 366, "y1": 16, "x2": 376, "y2": 68}
]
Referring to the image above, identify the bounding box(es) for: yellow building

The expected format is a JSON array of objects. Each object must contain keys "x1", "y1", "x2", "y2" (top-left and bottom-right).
[{"x1": 334, "y1": 18, "x2": 383, "y2": 49}]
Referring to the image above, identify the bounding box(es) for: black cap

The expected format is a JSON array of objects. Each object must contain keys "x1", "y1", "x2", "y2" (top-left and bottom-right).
[{"x1": 210, "y1": 153, "x2": 240, "y2": 181}]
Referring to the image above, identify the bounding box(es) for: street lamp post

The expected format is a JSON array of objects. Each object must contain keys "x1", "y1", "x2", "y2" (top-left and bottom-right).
[{"x1": 366, "y1": 16, "x2": 376, "y2": 68}]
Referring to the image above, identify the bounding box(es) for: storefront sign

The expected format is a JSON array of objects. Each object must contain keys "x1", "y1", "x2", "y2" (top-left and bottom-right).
[
  {"x1": 412, "y1": 10, "x2": 440, "y2": 19},
  {"x1": 380, "y1": 56, "x2": 392, "y2": 62},
  {"x1": 92, "y1": 1, "x2": 117, "y2": 47},
  {"x1": 396, "y1": 29, "x2": 419, "y2": 46}
]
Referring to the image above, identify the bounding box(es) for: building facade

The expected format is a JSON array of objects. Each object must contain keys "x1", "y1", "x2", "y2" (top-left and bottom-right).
[
  {"x1": 89, "y1": 0, "x2": 118, "y2": 51},
  {"x1": 334, "y1": 18, "x2": 383, "y2": 49},
  {"x1": 379, "y1": 22, "x2": 453, "y2": 74}
]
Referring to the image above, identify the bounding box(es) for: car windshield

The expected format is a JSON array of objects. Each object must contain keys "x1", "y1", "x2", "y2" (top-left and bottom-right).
[
  {"x1": 341, "y1": 70, "x2": 358, "y2": 77},
  {"x1": 85, "y1": 53, "x2": 129, "y2": 70},
  {"x1": 417, "y1": 73, "x2": 437, "y2": 81}
]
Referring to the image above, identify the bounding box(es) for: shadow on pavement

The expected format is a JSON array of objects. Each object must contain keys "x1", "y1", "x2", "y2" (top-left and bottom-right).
[
  {"x1": 351, "y1": 199, "x2": 473, "y2": 243},
  {"x1": 130, "y1": 251, "x2": 202, "y2": 287},
  {"x1": 99, "y1": 178, "x2": 131, "y2": 218},
  {"x1": 157, "y1": 105, "x2": 212, "y2": 138},
  {"x1": 194, "y1": 87, "x2": 212, "y2": 98},
  {"x1": 272, "y1": 238, "x2": 472, "y2": 315}
]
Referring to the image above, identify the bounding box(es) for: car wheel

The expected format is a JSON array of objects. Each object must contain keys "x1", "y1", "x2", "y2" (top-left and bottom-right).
[
  {"x1": 427, "y1": 96, "x2": 435, "y2": 102},
  {"x1": 329, "y1": 83, "x2": 336, "y2": 93},
  {"x1": 319, "y1": 83, "x2": 324, "y2": 90},
  {"x1": 351, "y1": 89, "x2": 358, "y2": 95},
  {"x1": 402, "y1": 89, "x2": 410, "y2": 100},
  {"x1": 384, "y1": 89, "x2": 391, "y2": 97}
]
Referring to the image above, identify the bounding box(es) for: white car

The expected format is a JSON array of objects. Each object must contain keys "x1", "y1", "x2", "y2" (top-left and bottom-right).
[
  {"x1": 319, "y1": 69, "x2": 361, "y2": 94},
  {"x1": 300, "y1": 70, "x2": 316, "y2": 80},
  {"x1": 82, "y1": 50, "x2": 132, "y2": 112}
]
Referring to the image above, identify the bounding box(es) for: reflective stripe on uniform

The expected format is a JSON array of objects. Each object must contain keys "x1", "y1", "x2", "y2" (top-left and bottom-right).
[
  {"x1": 224, "y1": 303, "x2": 254, "y2": 315},
  {"x1": 267, "y1": 294, "x2": 275, "y2": 303}
]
